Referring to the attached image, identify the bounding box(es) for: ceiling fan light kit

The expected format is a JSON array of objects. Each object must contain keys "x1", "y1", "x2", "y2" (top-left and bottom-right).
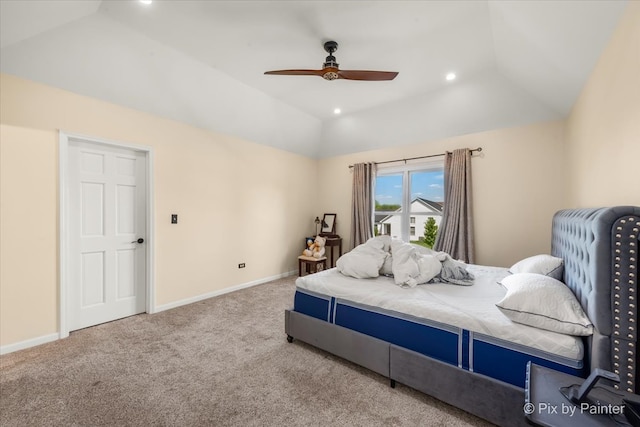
[{"x1": 264, "y1": 40, "x2": 398, "y2": 82}]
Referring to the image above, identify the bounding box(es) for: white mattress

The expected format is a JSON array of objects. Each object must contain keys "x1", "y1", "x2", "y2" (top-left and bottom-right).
[{"x1": 295, "y1": 265, "x2": 584, "y2": 360}]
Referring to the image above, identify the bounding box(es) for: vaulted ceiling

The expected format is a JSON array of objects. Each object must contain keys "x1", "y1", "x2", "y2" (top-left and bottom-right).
[{"x1": 0, "y1": 1, "x2": 627, "y2": 158}]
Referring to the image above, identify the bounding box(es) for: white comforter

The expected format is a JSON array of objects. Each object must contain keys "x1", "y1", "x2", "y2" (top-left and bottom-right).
[
  {"x1": 336, "y1": 236, "x2": 473, "y2": 287},
  {"x1": 296, "y1": 265, "x2": 584, "y2": 360}
]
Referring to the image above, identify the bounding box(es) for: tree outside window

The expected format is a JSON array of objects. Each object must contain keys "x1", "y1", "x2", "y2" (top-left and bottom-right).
[{"x1": 423, "y1": 217, "x2": 438, "y2": 248}]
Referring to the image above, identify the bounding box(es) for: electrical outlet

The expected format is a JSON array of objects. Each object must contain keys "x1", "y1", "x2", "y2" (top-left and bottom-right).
[
  {"x1": 171, "y1": 214, "x2": 178, "y2": 224},
  {"x1": 238, "y1": 263, "x2": 246, "y2": 269}
]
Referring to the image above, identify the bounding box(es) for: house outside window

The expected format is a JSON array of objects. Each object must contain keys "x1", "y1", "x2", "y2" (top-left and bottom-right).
[
  {"x1": 373, "y1": 160, "x2": 444, "y2": 245},
  {"x1": 382, "y1": 223, "x2": 391, "y2": 235}
]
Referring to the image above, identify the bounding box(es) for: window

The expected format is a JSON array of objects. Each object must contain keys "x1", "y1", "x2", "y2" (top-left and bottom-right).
[{"x1": 374, "y1": 160, "x2": 444, "y2": 244}]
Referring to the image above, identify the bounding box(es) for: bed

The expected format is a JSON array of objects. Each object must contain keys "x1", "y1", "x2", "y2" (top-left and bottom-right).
[{"x1": 284, "y1": 206, "x2": 640, "y2": 426}]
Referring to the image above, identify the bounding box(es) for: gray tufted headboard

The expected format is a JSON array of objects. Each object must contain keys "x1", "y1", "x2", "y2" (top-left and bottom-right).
[{"x1": 551, "y1": 206, "x2": 640, "y2": 393}]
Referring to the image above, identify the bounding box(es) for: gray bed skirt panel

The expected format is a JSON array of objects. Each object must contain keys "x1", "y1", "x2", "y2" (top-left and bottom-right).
[
  {"x1": 390, "y1": 345, "x2": 528, "y2": 427},
  {"x1": 285, "y1": 309, "x2": 390, "y2": 377}
]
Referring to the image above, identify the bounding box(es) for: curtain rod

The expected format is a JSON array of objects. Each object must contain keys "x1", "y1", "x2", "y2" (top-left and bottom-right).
[{"x1": 348, "y1": 147, "x2": 482, "y2": 169}]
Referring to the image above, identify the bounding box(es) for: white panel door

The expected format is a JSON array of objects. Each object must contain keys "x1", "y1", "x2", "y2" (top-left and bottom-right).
[{"x1": 68, "y1": 140, "x2": 146, "y2": 331}]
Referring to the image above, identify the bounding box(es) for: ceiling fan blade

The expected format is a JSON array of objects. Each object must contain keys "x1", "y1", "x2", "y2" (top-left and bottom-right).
[
  {"x1": 337, "y1": 70, "x2": 399, "y2": 81},
  {"x1": 264, "y1": 69, "x2": 325, "y2": 76}
]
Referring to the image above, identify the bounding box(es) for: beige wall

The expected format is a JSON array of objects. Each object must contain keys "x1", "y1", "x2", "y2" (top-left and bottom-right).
[
  {"x1": 566, "y1": 2, "x2": 640, "y2": 207},
  {"x1": 318, "y1": 121, "x2": 567, "y2": 268},
  {"x1": 0, "y1": 125, "x2": 58, "y2": 345},
  {"x1": 0, "y1": 74, "x2": 318, "y2": 347}
]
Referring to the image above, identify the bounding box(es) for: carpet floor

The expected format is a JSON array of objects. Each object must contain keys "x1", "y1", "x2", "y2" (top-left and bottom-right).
[{"x1": 0, "y1": 276, "x2": 493, "y2": 426}]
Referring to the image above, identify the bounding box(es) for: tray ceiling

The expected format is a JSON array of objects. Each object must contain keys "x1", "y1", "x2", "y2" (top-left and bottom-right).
[{"x1": 0, "y1": 1, "x2": 627, "y2": 158}]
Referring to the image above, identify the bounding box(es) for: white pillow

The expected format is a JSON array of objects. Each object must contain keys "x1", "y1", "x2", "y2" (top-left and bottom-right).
[
  {"x1": 336, "y1": 244, "x2": 387, "y2": 279},
  {"x1": 496, "y1": 273, "x2": 593, "y2": 336},
  {"x1": 509, "y1": 254, "x2": 564, "y2": 280}
]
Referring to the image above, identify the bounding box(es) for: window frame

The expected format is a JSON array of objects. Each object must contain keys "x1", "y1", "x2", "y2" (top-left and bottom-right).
[{"x1": 374, "y1": 159, "x2": 443, "y2": 242}]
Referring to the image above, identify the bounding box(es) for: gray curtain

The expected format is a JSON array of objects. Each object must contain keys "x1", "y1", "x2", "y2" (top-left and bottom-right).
[
  {"x1": 434, "y1": 148, "x2": 475, "y2": 263},
  {"x1": 351, "y1": 162, "x2": 376, "y2": 249}
]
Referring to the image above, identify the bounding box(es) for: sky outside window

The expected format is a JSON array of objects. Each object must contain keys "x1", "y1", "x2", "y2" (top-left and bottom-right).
[{"x1": 375, "y1": 170, "x2": 444, "y2": 208}]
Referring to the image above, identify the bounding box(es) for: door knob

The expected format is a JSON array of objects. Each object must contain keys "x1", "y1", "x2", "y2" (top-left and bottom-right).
[{"x1": 131, "y1": 238, "x2": 144, "y2": 244}]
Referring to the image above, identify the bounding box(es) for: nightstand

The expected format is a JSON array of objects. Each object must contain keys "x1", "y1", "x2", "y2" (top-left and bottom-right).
[
  {"x1": 525, "y1": 362, "x2": 640, "y2": 426},
  {"x1": 298, "y1": 256, "x2": 327, "y2": 276}
]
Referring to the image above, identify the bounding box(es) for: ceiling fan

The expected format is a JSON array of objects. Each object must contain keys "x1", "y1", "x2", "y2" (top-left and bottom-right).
[{"x1": 264, "y1": 41, "x2": 398, "y2": 81}]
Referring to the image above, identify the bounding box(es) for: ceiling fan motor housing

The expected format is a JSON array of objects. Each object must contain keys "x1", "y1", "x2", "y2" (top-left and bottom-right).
[{"x1": 324, "y1": 55, "x2": 338, "y2": 67}]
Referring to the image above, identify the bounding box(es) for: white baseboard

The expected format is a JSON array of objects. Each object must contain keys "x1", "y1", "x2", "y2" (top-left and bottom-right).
[
  {"x1": 154, "y1": 270, "x2": 297, "y2": 313},
  {"x1": 0, "y1": 332, "x2": 60, "y2": 356},
  {"x1": 1, "y1": 271, "x2": 296, "y2": 355}
]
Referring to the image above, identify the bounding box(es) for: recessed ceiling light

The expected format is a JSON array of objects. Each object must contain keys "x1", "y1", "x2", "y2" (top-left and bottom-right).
[
  {"x1": 334, "y1": 108, "x2": 341, "y2": 115},
  {"x1": 140, "y1": 0, "x2": 152, "y2": 5},
  {"x1": 446, "y1": 72, "x2": 456, "y2": 81}
]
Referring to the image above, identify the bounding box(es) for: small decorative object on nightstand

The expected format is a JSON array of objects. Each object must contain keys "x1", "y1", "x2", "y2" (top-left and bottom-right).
[{"x1": 320, "y1": 213, "x2": 337, "y2": 235}]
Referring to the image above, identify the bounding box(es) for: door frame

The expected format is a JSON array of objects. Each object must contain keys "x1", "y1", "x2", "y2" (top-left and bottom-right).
[{"x1": 59, "y1": 131, "x2": 155, "y2": 338}]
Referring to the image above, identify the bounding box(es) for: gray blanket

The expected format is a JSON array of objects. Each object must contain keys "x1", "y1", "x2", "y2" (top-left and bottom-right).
[{"x1": 431, "y1": 254, "x2": 475, "y2": 286}]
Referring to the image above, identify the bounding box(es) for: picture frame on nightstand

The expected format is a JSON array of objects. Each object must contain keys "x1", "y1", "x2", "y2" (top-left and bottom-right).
[{"x1": 320, "y1": 213, "x2": 336, "y2": 235}]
